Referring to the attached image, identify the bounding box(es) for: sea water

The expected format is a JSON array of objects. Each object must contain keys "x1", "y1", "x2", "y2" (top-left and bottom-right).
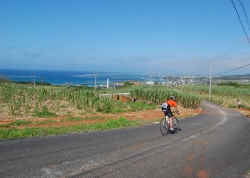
[{"x1": 0, "y1": 69, "x2": 166, "y2": 86}]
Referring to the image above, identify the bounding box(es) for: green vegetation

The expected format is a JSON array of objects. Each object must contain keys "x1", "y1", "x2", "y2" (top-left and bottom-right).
[
  {"x1": 4, "y1": 80, "x2": 250, "y2": 140},
  {"x1": 180, "y1": 83, "x2": 250, "y2": 108},
  {"x1": 123, "y1": 81, "x2": 134, "y2": 87},
  {"x1": 0, "y1": 75, "x2": 51, "y2": 86},
  {"x1": 0, "y1": 83, "x2": 204, "y2": 139},
  {"x1": 0, "y1": 84, "x2": 133, "y2": 117},
  {"x1": 0, "y1": 120, "x2": 32, "y2": 127},
  {"x1": 217, "y1": 81, "x2": 241, "y2": 87},
  {"x1": 1, "y1": 79, "x2": 249, "y2": 141},
  {"x1": 0, "y1": 117, "x2": 143, "y2": 140},
  {"x1": 1, "y1": 73, "x2": 249, "y2": 140},
  {"x1": 33, "y1": 106, "x2": 57, "y2": 117},
  {"x1": 130, "y1": 87, "x2": 201, "y2": 109},
  {"x1": 16, "y1": 81, "x2": 52, "y2": 86}
]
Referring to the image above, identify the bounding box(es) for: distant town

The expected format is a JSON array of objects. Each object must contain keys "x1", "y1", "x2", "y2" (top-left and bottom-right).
[
  {"x1": 1, "y1": 73, "x2": 249, "y2": 88},
  {"x1": 147, "y1": 74, "x2": 250, "y2": 86}
]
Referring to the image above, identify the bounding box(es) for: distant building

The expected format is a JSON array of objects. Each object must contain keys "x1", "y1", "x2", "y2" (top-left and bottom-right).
[
  {"x1": 146, "y1": 81, "x2": 154, "y2": 85},
  {"x1": 75, "y1": 83, "x2": 88, "y2": 86}
]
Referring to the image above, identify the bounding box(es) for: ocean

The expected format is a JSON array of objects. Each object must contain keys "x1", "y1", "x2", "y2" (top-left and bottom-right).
[{"x1": 0, "y1": 69, "x2": 166, "y2": 86}]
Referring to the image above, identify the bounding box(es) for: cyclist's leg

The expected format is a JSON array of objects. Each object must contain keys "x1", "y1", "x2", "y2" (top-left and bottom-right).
[
  {"x1": 175, "y1": 117, "x2": 178, "y2": 126},
  {"x1": 166, "y1": 106, "x2": 173, "y2": 129},
  {"x1": 162, "y1": 110, "x2": 167, "y2": 118}
]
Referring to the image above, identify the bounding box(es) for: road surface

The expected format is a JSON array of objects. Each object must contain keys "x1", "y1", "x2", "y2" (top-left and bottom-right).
[{"x1": 0, "y1": 100, "x2": 250, "y2": 178}]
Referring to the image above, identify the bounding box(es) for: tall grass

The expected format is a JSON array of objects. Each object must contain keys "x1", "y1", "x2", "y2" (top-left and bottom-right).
[
  {"x1": 180, "y1": 85, "x2": 250, "y2": 108},
  {"x1": 130, "y1": 86, "x2": 202, "y2": 109},
  {"x1": 0, "y1": 84, "x2": 158, "y2": 118},
  {"x1": 0, "y1": 83, "x2": 204, "y2": 120}
]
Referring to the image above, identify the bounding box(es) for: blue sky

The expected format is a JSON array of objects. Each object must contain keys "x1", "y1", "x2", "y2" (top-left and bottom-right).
[{"x1": 1, "y1": 0, "x2": 250, "y2": 76}]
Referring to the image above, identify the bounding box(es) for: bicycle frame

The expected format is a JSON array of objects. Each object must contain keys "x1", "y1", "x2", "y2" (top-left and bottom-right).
[{"x1": 160, "y1": 115, "x2": 181, "y2": 135}]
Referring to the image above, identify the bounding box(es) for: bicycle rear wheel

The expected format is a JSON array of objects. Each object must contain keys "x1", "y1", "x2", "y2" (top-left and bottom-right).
[{"x1": 160, "y1": 118, "x2": 169, "y2": 135}]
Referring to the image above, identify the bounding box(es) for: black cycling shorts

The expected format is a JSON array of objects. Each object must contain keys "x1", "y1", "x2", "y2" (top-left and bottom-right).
[{"x1": 162, "y1": 105, "x2": 173, "y2": 118}]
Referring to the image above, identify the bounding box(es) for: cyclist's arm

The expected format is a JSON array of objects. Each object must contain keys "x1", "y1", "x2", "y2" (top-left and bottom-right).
[{"x1": 174, "y1": 106, "x2": 179, "y2": 114}]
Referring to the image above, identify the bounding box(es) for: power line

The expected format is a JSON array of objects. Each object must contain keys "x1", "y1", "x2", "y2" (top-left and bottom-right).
[
  {"x1": 216, "y1": 63, "x2": 250, "y2": 75},
  {"x1": 182, "y1": 1, "x2": 250, "y2": 76},
  {"x1": 231, "y1": 0, "x2": 250, "y2": 44},
  {"x1": 212, "y1": 38, "x2": 249, "y2": 60},
  {"x1": 192, "y1": 38, "x2": 249, "y2": 72},
  {"x1": 239, "y1": 0, "x2": 250, "y2": 32},
  {"x1": 214, "y1": 1, "x2": 250, "y2": 75}
]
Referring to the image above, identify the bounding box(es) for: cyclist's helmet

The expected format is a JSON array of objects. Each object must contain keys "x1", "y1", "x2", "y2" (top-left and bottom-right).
[{"x1": 170, "y1": 96, "x2": 175, "y2": 100}]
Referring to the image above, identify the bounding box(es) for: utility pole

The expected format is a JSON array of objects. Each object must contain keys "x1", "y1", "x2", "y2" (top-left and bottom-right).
[
  {"x1": 209, "y1": 59, "x2": 213, "y2": 101},
  {"x1": 167, "y1": 73, "x2": 168, "y2": 89},
  {"x1": 150, "y1": 68, "x2": 152, "y2": 88},
  {"x1": 191, "y1": 68, "x2": 194, "y2": 93},
  {"x1": 183, "y1": 73, "x2": 185, "y2": 88}
]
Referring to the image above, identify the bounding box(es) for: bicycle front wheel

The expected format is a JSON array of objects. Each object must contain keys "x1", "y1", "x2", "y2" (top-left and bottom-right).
[
  {"x1": 160, "y1": 118, "x2": 169, "y2": 135},
  {"x1": 173, "y1": 117, "x2": 181, "y2": 131}
]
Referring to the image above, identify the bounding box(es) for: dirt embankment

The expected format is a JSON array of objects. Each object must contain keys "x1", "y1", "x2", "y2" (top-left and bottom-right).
[
  {"x1": 232, "y1": 108, "x2": 250, "y2": 118},
  {"x1": 0, "y1": 104, "x2": 249, "y2": 129},
  {"x1": 0, "y1": 105, "x2": 202, "y2": 129}
]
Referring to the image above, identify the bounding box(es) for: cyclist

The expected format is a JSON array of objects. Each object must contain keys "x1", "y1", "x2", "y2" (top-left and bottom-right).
[
  {"x1": 162, "y1": 96, "x2": 180, "y2": 131},
  {"x1": 237, "y1": 99, "x2": 241, "y2": 108}
]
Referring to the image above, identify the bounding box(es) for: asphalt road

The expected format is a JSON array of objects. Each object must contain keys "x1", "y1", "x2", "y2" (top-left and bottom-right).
[{"x1": 0, "y1": 100, "x2": 250, "y2": 178}]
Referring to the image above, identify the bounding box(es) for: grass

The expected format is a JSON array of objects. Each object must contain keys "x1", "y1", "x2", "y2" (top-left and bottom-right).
[
  {"x1": 3, "y1": 120, "x2": 32, "y2": 127},
  {"x1": 0, "y1": 83, "x2": 203, "y2": 140},
  {"x1": 64, "y1": 116, "x2": 101, "y2": 122},
  {"x1": 36, "y1": 120, "x2": 57, "y2": 125},
  {"x1": 32, "y1": 106, "x2": 57, "y2": 117},
  {"x1": 1, "y1": 79, "x2": 250, "y2": 143},
  {"x1": 0, "y1": 117, "x2": 143, "y2": 140},
  {"x1": 180, "y1": 84, "x2": 250, "y2": 109}
]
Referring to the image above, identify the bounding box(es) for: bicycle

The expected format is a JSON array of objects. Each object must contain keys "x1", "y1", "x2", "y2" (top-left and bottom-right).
[{"x1": 160, "y1": 115, "x2": 181, "y2": 135}]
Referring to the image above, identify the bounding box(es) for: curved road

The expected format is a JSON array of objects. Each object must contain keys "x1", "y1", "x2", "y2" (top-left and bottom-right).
[{"x1": 0, "y1": 100, "x2": 250, "y2": 178}]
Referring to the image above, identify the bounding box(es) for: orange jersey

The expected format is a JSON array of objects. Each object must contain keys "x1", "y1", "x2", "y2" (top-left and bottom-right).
[{"x1": 166, "y1": 99, "x2": 177, "y2": 107}]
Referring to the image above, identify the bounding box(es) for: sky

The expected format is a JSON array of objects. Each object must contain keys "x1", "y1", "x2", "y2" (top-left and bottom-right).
[{"x1": 1, "y1": 0, "x2": 250, "y2": 76}]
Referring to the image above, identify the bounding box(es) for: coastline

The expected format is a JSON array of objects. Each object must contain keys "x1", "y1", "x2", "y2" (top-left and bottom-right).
[{"x1": 0, "y1": 68, "x2": 163, "y2": 86}]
